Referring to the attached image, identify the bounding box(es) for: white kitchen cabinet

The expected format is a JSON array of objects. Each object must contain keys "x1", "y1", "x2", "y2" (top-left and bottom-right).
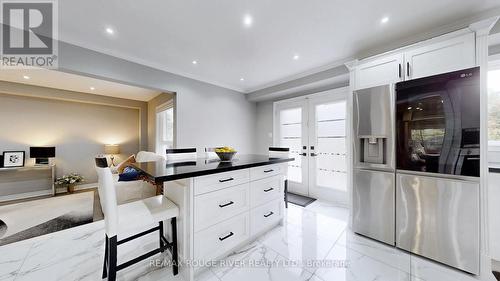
[
  {"x1": 354, "y1": 53, "x2": 404, "y2": 90},
  {"x1": 489, "y1": 171, "x2": 500, "y2": 260},
  {"x1": 404, "y1": 32, "x2": 475, "y2": 80},
  {"x1": 353, "y1": 31, "x2": 476, "y2": 90}
]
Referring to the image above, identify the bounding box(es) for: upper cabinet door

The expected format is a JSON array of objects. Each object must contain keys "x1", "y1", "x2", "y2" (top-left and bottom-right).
[
  {"x1": 354, "y1": 53, "x2": 404, "y2": 90},
  {"x1": 404, "y1": 33, "x2": 475, "y2": 80}
]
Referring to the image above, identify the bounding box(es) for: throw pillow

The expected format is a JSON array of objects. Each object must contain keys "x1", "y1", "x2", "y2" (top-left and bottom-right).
[{"x1": 118, "y1": 166, "x2": 140, "y2": 182}]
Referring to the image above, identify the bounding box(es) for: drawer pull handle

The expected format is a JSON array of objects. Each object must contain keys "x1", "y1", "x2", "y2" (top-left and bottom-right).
[
  {"x1": 263, "y1": 187, "x2": 274, "y2": 192},
  {"x1": 264, "y1": 212, "x2": 274, "y2": 218},
  {"x1": 219, "y1": 201, "x2": 234, "y2": 208},
  {"x1": 219, "y1": 177, "x2": 234, "y2": 183},
  {"x1": 218, "y1": 232, "x2": 234, "y2": 241},
  {"x1": 263, "y1": 169, "x2": 274, "y2": 173}
]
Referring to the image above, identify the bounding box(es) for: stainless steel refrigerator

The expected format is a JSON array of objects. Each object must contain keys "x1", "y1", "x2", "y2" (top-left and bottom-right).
[
  {"x1": 395, "y1": 67, "x2": 480, "y2": 274},
  {"x1": 352, "y1": 85, "x2": 396, "y2": 246}
]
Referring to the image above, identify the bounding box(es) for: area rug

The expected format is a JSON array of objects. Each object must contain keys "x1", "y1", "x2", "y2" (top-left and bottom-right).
[
  {"x1": 0, "y1": 191, "x2": 97, "y2": 246},
  {"x1": 287, "y1": 192, "x2": 316, "y2": 207}
]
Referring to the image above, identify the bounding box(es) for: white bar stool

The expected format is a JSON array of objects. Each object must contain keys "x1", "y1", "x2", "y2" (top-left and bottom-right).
[{"x1": 95, "y1": 159, "x2": 179, "y2": 280}]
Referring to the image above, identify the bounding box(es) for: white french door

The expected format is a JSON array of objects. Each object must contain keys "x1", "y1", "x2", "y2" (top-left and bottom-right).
[
  {"x1": 274, "y1": 89, "x2": 348, "y2": 205},
  {"x1": 274, "y1": 99, "x2": 309, "y2": 196}
]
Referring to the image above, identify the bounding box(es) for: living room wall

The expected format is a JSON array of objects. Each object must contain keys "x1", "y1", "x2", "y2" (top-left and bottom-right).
[{"x1": 0, "y1": 83, "x2": 148, "y2": 184}]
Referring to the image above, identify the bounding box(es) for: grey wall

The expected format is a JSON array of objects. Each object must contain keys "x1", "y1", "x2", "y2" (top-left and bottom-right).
[
  {"x1": 0, "y1": 93, "x2": 141, "y2": 183},
  {"x1": 0, "y1": 81, "x2": 148, "y2": 150},
  {"x1": 58, "y1": 42, "x2": 257, "y2": 155},
  {"x1": 255, "y1": 101, "x2": 274, "y2": 154}
]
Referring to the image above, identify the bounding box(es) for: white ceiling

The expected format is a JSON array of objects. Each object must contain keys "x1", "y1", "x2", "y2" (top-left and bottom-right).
[
  {"x1": 57, "y1": 0, "x2": 500, "y2": 93},
  {"x1": 0, "y1": 69, "x2": 161, "y2": 101}
]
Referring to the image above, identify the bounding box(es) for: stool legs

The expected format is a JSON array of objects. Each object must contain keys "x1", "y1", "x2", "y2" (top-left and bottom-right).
[
  {"x1": 104, "y1": 235, "x2": 117, "y2": 281},
  {"x1": 101, "y1": 221, "x2": 178, "y2": 279},
  {"x1": 171, "y1": 217, "x2": 178, "y2": 275},
  {"x1": 102, "y1": 237, "x2": 108, "y2": 278},
  {"x1": 159, "y1": 221, "x2": 165, "y2": 252}
]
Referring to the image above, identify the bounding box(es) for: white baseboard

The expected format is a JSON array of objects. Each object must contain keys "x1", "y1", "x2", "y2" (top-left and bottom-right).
[{"x1": 0, "y1": 190, "x2": 53, "y2": 203}]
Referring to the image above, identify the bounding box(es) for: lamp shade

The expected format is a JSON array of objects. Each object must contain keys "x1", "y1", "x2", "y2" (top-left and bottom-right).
[
  {"x1": 30, "y1": 147, "x2": 55, "y2": 158},
  {"x1": 104, "y1": 144, "x2": 120, "y2": 155}
]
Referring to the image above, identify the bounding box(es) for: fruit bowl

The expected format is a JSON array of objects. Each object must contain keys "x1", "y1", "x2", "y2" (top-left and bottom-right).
[{"x1": 215, "y1": 147, "x2": 237, "y2": 161}]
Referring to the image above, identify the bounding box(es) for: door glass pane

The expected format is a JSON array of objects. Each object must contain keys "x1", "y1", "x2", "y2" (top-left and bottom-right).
[
  {"x1": 318, "y1": 120, "x2": 345, "y2": 137},
  {"x1": 314, "y1": 101, "x2": 347, "y2": 191},
  {"x1": 279, "y1": 107, "x2": 302, "y2": 183}
]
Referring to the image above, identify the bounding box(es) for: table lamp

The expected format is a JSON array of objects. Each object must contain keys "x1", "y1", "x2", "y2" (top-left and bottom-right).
[
  {"x1": 30, "y1": 147, "x2": 56, "y2": 165},
  {"x1": 104, "y1": 144, "x2": 120, "y2": 167}
]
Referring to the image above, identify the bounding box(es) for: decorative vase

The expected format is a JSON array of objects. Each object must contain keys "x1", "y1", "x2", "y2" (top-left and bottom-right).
[{"x1": 67, "y1": 184, "x2": 76, "y2": 194}]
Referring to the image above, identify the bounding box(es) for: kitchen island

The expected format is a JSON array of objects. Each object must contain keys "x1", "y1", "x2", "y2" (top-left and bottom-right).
[{"x1": 132, "y1": 154, "x2": 293, "y2": 280}]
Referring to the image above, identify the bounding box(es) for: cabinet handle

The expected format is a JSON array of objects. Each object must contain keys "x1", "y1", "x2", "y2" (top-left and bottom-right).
[
  {"x1": 218, "y1": 232, "x2": 234, "y2": 241},
  {"x1": 406, "y1": 62, "x2": 410, "y2": 77},
  {"x1": 263, "y1": 169, "x2": 274, "y2": 173},
  {"x1": 264, "y1": 211, "x2": 274, "y2": 218},
  {"x1": 300, "y1": 153, "x2": 307, "y2": 156},
  {"x1": 398, "y1": 64, "x2": 402, "y2": 78},
  {"x1": 219, "y1": 201, "x2": 234, "y2": 208},
  {"x1": 219, "y1": 177, "x2": 234, "y2": 183},
  {"x1": 311, "y1": 153, "x2": 317, "y2": 157},
  {"x1": 264, "y1": 187, "x2": 274, "y2": 192}
]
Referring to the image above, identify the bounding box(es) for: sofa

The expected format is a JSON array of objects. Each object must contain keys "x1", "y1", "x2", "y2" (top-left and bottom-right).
[{"x1": 112, "y1": 151, "x2": 165, "y2": 204}]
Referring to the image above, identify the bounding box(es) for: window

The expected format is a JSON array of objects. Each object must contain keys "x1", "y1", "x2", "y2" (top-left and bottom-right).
[
  {"x1": 489, "y1": 66, "x2": 500, "y2": 141},
  {"x1": 156, "y1": 104, "x2": 174, "y2": 157},
  {"x1": 488, "y1": 60, "x2": 500, "y2": 164}
]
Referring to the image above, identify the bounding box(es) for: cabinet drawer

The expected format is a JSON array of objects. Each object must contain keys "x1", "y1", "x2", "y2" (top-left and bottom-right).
[
  {"x1": 250, "y1": 164, "x2": 283, "y2": 181},
  {"x1": 251, "y1": 199, "x2": 282, "y2": 236},
  {"x1": 194, "y1": 169, "x2": 250, "y2": 195},
  {"x1": 194, "y1": 183, "x2": 249, "y2": 232},
  {"x1": 194, "y1": 211, "x2": 250, "y2": 261},
  {"x1": 250, "y1": 175, "x2": 283, "y2": 207}
]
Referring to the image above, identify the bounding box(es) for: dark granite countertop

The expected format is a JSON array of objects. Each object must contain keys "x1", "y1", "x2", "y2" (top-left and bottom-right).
[{"x1": 132, "y1": 154, "x2": 294, "y2": 183}]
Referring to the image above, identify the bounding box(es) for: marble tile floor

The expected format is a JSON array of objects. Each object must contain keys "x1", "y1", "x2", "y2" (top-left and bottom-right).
[{"x1": 0, "y1": 200, "x2": 493, "y2": 281}]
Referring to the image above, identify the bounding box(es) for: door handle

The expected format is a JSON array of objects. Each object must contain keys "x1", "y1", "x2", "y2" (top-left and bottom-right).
[
  {"x1": 218, "y1": 232, "x2": 234, "y2": 241},
  {"x1": 219, "y1": 177, "x2": 234, "y2": 183},
  {"x1": 264, "y1": 187, "x2": 274, "y2": 192},
  {"x1": 219, "y1": 201, "x2": 234, "y2": 208},
  {"x1": 406, "y1": 62, "x2": 410, "y2": 77},
  {"x1": 264, "y1": 211, "x2": 274, "y2": 218}
]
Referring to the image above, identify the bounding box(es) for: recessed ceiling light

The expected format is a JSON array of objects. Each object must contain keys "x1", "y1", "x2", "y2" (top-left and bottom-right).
[
  {"x1": 293, "y1": 54, "x2": 300, "y2": 60},
  {"x1": 105, "y1": 27, "x2": 115, "y2": 34},
  {"x1": 381, "y1": 17, "x2": 389, "y2": 24},
  {"x1": 192, "y1": 60, "x2": 198, "y2": 65},
  {"x1": 240, "y1": 78, "x2": 245, "y2": 81},
  {"x1": 23, "y1": 75, "x2": 30, "y2": 80},
  {"x1": 243, "y1": 14, "x2": 253, "y2": 27},
  {"x1": 90, "y1": 87, "x2": 95, "y2": 90}
]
